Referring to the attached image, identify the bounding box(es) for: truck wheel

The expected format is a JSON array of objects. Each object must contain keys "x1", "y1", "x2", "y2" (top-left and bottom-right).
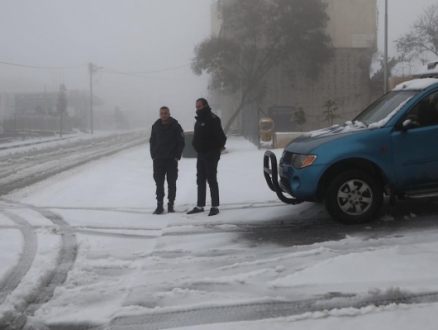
[{"x1": 325, "y1": 170, "x2": 383, "y2": 224}]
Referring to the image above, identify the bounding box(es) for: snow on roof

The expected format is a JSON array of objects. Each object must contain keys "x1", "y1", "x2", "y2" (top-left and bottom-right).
[
  {"x1": 392, "y1": 78, "x2": 438, "y2": 91},
  {"x1": 413, "y1": 61, "x2": 438, "y2": 78}
]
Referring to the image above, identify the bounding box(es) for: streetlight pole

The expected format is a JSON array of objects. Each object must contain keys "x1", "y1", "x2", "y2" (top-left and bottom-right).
[
  {"x1": 14, "y1": 105, "x2": 17, "y2": 134},
  {"x1": 88, "y1": 63, "x2": 95, "y2": 134},
  {"x1": 383, "y1": 0, "x2": 389, "y2": 94}
]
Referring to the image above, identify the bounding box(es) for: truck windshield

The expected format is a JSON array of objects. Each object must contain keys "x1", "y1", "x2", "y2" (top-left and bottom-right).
[{"x1": 355, "y1": 91, "x2": 418, "y2": 126}]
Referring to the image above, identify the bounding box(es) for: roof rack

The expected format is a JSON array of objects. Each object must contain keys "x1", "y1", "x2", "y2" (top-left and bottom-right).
[{"x1": 413, "y1": 61, "x2": 438, "y2": 78}]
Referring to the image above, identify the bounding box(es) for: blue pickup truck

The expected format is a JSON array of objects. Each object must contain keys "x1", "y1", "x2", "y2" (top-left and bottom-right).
[{"x1": 264, "y1": 61, "x2": 438, "y2": 224}]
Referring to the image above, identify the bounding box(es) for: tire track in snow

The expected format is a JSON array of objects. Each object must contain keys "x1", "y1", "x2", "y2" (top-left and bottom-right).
[
  {"x1": 40, "y1": 291, "x2": 438, "y2": 330},
  {"x1": 0, "y1": 207, "x2": 77, "y2": 330},
  {"x1": 0, "y1": 210, "x2": 37, "y2": 305},
  {"x1": 73, "y1": 229, "x2": 158, "y2": 239},
  {"x1": 23, "y1": 209, "x2": 77, "y2": 314},
  {"x1": 0, "y1": 224, "x2": 158, "y2": 240},
  {"x1": 106, "y1": 291, "x2": 438, "y2": 330},
  {"x1": 2, "y1": 207, "x2": 437, "y2": 245},
  {"x1": 13, "y1": 200, "x2": 287, "y2": 216}
]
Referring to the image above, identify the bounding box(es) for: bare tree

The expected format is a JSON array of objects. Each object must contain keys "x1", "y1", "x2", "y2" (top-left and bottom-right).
[
  {"x1": 192, "y1": 0, "x2": 333, "y2": 134},
  {"x1": 370, "y1": 56, "x2": 400, "y2": 92},
  {"x1": 322, "y1": 99, "x2": 339, "y2": 126},
  {"x1": 395, "y1": 4, "x2": 438, "y2": 64}
]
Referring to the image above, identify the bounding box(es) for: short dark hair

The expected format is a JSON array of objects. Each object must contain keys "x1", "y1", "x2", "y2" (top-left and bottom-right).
[
  {"x1": 160, "y1": 106, "x2": 169, "y2": 111},
  {"x1": 196, "y1": 98, "x2": 209, "y2": 107}
]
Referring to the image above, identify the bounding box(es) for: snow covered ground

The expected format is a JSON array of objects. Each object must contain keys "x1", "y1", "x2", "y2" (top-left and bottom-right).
[
  {"x1": 0, "y1": 130, "x2": 148, "y2": 196},
  {"x1": 0, "y1": 130, "x2": 142, "y2": 156},
  {"x1": 0, "y1": 134, "x2": 75, "y2": 150},
  {"x1": 1, "y1": 137, "x2": 438, "y2": 329}
]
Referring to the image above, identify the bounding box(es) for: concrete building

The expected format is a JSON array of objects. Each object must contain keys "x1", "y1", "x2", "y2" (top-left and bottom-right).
[
  {"x1": 211, "y1": 0, "x2": 378, "y2": 132},
  {"x1": 0, "y1": 93, "x2": 14, "y2": 123},
  {"x1": 0, "y1": 90, "x2": 105, "y2": 133}
]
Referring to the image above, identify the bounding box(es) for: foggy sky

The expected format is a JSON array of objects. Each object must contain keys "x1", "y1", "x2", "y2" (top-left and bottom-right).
[
  {"x1": 0, "y1": 0, "x2": 213, "y2": 129},
  {"x1": 0, "y1": 0, "x2": 437, "y2": 129},
  {"x1": 376, "y1": 0, "x2": 438, "y2": 75}
]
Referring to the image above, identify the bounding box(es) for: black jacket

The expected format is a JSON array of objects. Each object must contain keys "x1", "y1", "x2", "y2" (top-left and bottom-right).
[
  {"x1": 192, "y1": 106, "x2": 227, "y2": 153},
  {"x1": 150, "y1": 117, "x2": 185, "y2": 160}
]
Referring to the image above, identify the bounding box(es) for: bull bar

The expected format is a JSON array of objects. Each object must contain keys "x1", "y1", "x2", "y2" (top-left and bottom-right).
[{"x1": 263, "y1": 150, "x2": 302, "y2": 205}]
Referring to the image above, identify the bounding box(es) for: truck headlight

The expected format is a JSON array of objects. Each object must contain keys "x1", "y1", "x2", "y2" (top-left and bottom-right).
[{"x1": 291, "y1": 154, "x2": 317, "y2": 169}]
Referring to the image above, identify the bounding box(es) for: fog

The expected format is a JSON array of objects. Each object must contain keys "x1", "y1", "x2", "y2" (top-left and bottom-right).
[
  {"x1": 0, "y1": 0, "x2": 212, "y2": 130},
  {"x1": 0, "y1": 0, "x2": 436, "y2": 130},
  {"x1": 376, "y1": 0, "x2": 438, "y2": 74}
]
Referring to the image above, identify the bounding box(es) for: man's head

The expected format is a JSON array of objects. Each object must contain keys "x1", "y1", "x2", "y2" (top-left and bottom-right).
[
  {"x1": 160, "y1": 106, "x2": 170, "y2": 123},
  {"x1": 196, "y1": 98, "x2": 209, "y2": 111}
]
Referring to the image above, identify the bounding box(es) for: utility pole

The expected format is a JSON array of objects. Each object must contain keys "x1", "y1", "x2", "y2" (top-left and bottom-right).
[
  {"x1": 60, "y1": 110, "x2": 63, "y2": 138},
  {"x1": 384, "y1": 0, "x2": 389, "y2": 94},
  {"x1": 89, "y1": 63, "x2": 96, "y2": 134},
  {"x1": 57, "y1": 84, "x2": 67, "y2": 138},
  {"x1": 14, "y1": 104, "x2": 17, "y2": 134}
]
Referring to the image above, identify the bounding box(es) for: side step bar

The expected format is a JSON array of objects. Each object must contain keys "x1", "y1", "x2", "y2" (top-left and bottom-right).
[
  {"x1": 263, "y1": 150, "x2": 302, "y2": 205},
  {"x1": 405, "y1": 192, "x2": 438, "y2": 199}
]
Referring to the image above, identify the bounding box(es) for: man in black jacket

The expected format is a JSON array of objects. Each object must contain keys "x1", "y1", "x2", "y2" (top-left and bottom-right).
[
  {"x1": 150, "y1": 106, "x2": 185, "y2": 214},
  {"x1": 187, "y1": 98, "x2": 227, "y2": 216}
]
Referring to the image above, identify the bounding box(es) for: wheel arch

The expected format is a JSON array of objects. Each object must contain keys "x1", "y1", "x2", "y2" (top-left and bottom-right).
[{"x1": 316, "y1": 158, "x2": 388, "y2": 201}]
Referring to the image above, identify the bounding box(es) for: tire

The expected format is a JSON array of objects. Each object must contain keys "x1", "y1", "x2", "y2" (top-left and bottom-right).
[{"x1": 325, "y1": 170, "x2": 383, "y2": 224}]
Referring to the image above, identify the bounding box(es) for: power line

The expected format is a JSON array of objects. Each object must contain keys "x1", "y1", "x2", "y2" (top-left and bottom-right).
[
  {"x1": 0, "y1": 59, "x2": 197, "y2": 81},
  {"x1": 0, "y1": 60, "x2": 87, "y2": 70},
  {"x1": 100, "y1": 67, "x2": 198, "y2": 81},
  {"x1": 0, "y1": 59, "x2": 192, "y2": 75},
  {"x1": 101, "y1": 63, "x2": 192, "y2": 76},
  {"x1": 126, "y1": 63, "x2": 191, "y2": 74}
]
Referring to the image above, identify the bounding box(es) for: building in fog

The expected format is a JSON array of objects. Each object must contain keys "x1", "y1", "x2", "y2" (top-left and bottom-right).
[
  {"x1": 0, "y1": 90, "x2": 105, "y2": 133},
  {"x1": 0, "y1": 93, "x2": 14, "y2": 124},
  {"x1": 210, "y1": 0, "x2": 378, "y2": 132}
]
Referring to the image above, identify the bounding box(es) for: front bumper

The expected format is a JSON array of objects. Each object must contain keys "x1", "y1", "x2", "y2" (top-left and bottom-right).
[{"x1": 263, "y1": 150, "x2": 303, "y2": 205}]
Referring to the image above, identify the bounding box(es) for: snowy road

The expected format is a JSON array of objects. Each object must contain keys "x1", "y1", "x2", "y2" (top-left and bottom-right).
[
  {"x1": 1, "y1": 137, "x2": 438, "y2": 329},
  {"x1": 0, "y1": 131, "x2": 148, "y2": 196}
]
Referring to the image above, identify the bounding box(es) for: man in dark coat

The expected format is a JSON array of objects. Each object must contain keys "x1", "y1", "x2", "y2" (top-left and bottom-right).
[
  {"x1": 187, "y1": 98, "x2": 227, "y2": 216},
  {"x1": 150, "y1": 106, "x2": 185, "y2": 214}
]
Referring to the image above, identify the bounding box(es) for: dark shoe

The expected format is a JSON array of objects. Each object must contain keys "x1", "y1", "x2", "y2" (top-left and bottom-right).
[
  {"x1": 153, "y1": 204, "x2": 164, "y2": 215},
  {"x1": 168, "y1": 203, "x2": 175, "y2": 213},
  {"x1": 187, "y1": 207, "x2": 204, "y2": 215},
  {"x1": 208, "y1": 208, "x2": 219, "y2": 216}
]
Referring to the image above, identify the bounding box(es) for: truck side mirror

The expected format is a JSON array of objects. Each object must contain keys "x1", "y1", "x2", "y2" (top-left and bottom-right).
[{"x1": 402, "y1": 115, "x2": 420, "y2": 130}]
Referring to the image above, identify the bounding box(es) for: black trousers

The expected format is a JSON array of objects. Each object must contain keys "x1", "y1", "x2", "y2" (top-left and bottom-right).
[
  {"x1": 196, "y1": 150, "x2": 221, "y2": 208},
  {"x1": 153, "y1": 159, "x2": 178, "y2": 204}
]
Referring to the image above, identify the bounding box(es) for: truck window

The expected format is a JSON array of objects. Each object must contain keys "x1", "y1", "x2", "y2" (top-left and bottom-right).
[
  {"x1": 411, "y1": 91, "x2": 438, "y2": 128},
  {"x1": 355, "y1": 91, "x2": 418, "y2": 126}
]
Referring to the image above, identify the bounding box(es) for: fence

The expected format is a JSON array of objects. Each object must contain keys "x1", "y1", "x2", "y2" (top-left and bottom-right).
[{"x1": 239, "y1": 101, "x2": 264, "y2": 149}]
